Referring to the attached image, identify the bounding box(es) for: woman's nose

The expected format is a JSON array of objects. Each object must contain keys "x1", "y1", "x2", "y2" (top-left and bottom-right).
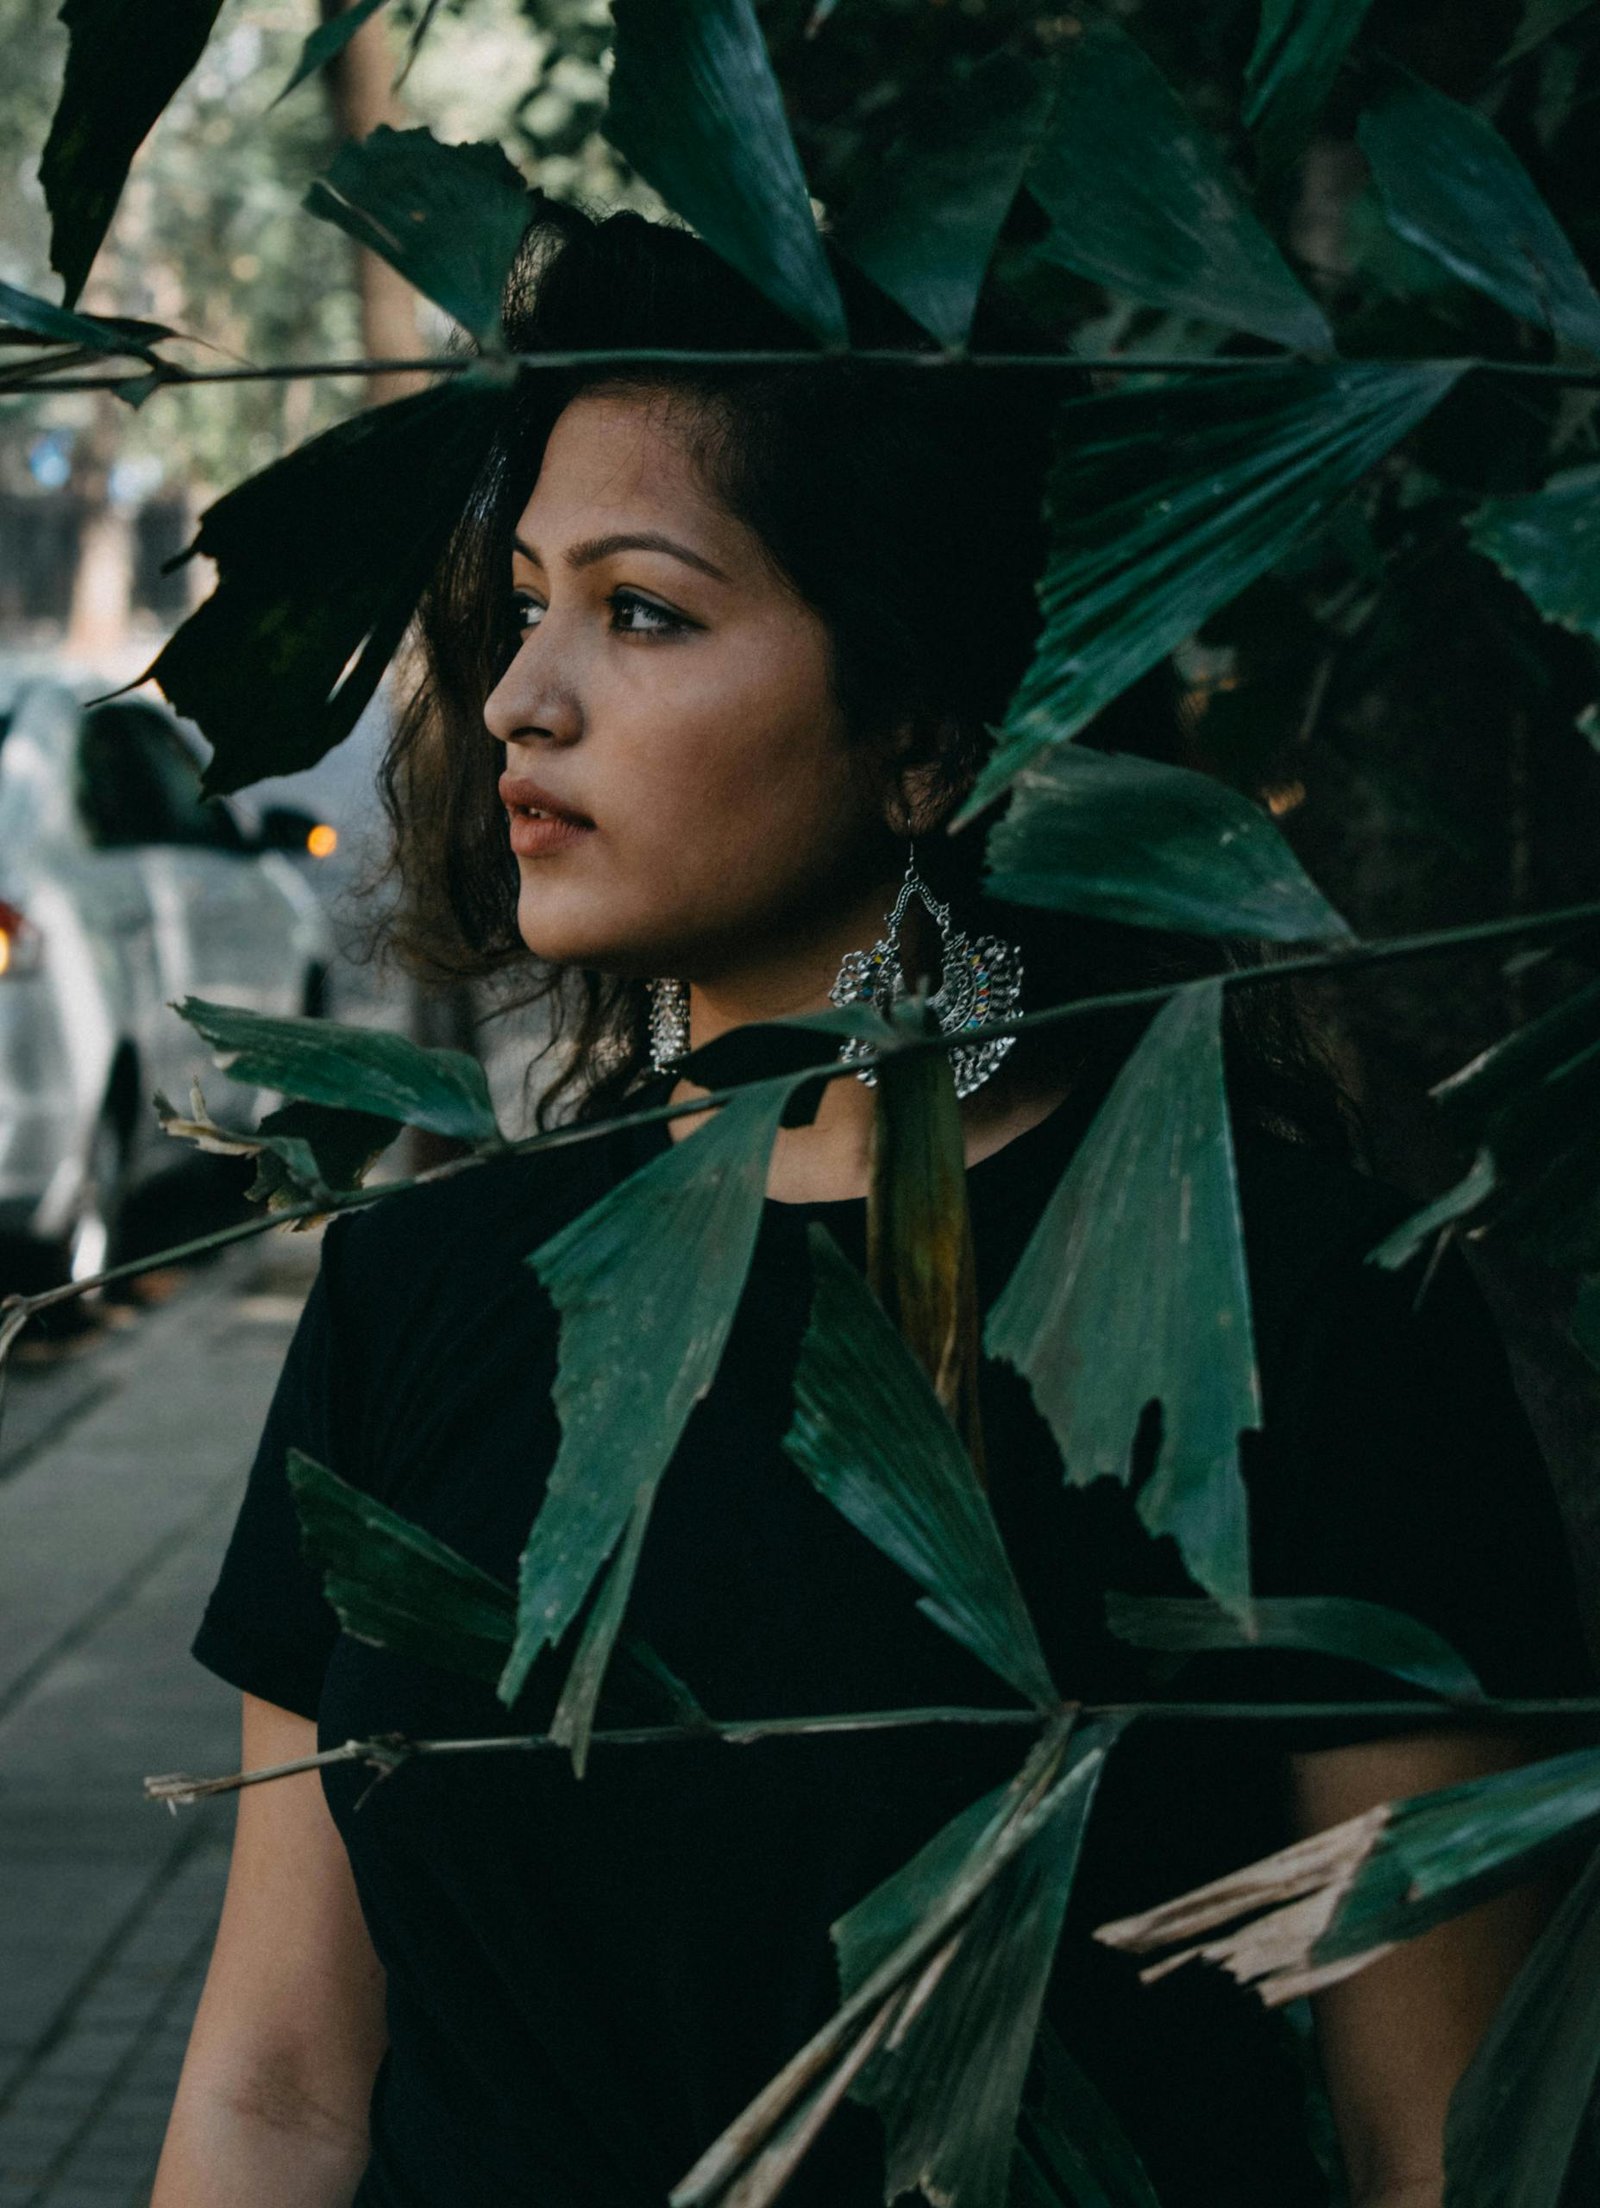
[{"x1": 483, "y1": 634, "x2": 583, "y2": 749}]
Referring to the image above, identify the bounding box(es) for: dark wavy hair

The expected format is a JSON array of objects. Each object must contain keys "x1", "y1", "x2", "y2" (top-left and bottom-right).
[{"x1": 380, "y1": 200, "x2": 1350, "y2": 1148}]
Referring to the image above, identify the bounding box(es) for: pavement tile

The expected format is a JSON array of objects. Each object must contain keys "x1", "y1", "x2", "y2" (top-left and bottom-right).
[{"x1": 0, "y1": 1245, "x2": 313, "y2": 2207}]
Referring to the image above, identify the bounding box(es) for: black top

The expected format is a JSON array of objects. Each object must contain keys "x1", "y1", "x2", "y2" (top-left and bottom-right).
[{"x1": 193, "y1": 1083, "x2": 1592, "y2": 2208}]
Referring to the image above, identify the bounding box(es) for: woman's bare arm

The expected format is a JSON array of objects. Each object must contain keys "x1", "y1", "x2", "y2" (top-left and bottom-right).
[
  {"x1": 151, "y1": 1693, "x2": 389, "y2": 2207},
  {"x1": 1290, "y1": 1729, "x2": 1551, "y2": 2208}
]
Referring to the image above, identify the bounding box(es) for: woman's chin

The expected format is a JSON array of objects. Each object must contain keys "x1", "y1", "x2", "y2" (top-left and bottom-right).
[{"x1": 516, "y1": 898, "x2": 657, "y2": 976}]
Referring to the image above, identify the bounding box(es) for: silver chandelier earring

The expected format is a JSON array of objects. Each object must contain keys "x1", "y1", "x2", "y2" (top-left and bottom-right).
[
  {"x1": 647, "y1": 977, "x2": 691, "y2": 1077},
  {"x1": 829, "y1": 849, "x2": 1022, "y2": 1100}
]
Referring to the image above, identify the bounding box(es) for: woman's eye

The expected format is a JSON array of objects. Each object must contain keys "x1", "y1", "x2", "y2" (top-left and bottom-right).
[
  {"x1": 609, "y1": 589, "x2": 691, "y2": 638},
  {"x1": 510, "y1": 594, "x2": 546, "y2": 635}
]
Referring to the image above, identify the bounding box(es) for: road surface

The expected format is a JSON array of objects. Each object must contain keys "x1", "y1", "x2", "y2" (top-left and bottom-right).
[{"x1": 0, "y1": 1231, "x2": 316, "y2": 2207}]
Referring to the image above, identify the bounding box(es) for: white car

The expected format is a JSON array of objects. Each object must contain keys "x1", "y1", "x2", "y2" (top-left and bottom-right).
[{"x1": 0, "y1": 674, "x2": 335, "y2": 1288}]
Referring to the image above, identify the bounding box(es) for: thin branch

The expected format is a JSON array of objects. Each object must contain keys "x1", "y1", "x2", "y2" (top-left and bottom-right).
[
  {"x1": 10, "y1": 893, "x2": 1600, "y2": 1347},
  {"x1": 12, "y1": 347, "x2": 1600, "y2": 397},
  {"x1": 144, "y1": 1694, "x2": 1600, "y2": 1806}
]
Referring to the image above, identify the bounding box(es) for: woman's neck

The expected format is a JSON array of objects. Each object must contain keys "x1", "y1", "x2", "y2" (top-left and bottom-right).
[{"x1": 663, "y1": 897, "x2": 1072, "y2": 1202}]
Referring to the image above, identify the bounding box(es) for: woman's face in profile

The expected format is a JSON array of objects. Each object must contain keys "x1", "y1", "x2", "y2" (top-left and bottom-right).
[{"x1": 483, "y1": 387, "x2": 897, "y2": 983}]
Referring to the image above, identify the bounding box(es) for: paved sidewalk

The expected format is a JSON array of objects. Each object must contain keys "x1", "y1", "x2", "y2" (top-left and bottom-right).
[{"x1": 0, "y1": 1233, "x2": 317, "y2": 2208}]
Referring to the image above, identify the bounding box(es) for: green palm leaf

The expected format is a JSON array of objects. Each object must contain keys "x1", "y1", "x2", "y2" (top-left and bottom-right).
[
  {"x1": 1443, "y1": 1839, "x2": 1600, "y2": 2208},
  {"x1": 1370, "y1": 978, "x2": 1600, "y2": 1273},
  {"x1": 673, "y1": 1719, "x2": 1122, "y2": 2208},
  {"x1": 1243, "y1": 0, "x2": 1377, "y2": 169},
  {"x1": 988, "y1": 981, "x2": 1258, "y2": 1614},
  {"x1": 41, "y1": 0, "x2": 224, "y2": 308},
  {"x1": 1098, "y1": 1745, "x2": 1600, "y2": 2002},
  {"x1": 304, "y1": 126, "x2": 532, "y2": 349},
  {"x1": 985, "y1": 744, "x2": 1350, "y2": 943},
  {"x1": 835, "y1": 51, "x2": 1056, "y2": 350},
  {"x1": 1469, "y1": 464, "x2": 1600, "y2": 645},
  {"x1": 960, "y1": 362, "x2": 1458, "y2": 820},
  {"x1": 1358, "y1": 68, "x2": 1600, "y2": 354},
  {"x1": 144, "y1": 380, "x2": 510, "y2": 795},
  {"x1": 1028, "y1": 14, "x2": 1330, "y2": 353},
  {"x1": 788, "y1": 1229, "x2": 1057, "y2": 1710},
  {"x1": 501, "y1": 1073, "x2": 797, "y2": 1755},
  {"x1": 1104, "y1": 1591, "x2": 1485, "y2": 1703},
  {"x1": 603, "y1": 0, "x2": 846, "y2": 347},
  {"x1": 175, "y1": 998, "x2": 501, "y2": 1147}
]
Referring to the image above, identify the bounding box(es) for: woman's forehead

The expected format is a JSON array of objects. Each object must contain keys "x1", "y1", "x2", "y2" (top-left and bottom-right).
[{"x1": 516, "y1": 388, "x2": 728, "y2": 547}]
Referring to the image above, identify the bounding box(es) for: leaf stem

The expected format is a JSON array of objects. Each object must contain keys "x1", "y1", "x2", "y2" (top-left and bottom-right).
[
  {"x1": 16, "y1": 348, "x2": 1600, "y2": 395},
  {"x1": 145, "y1": 1694, "x2": 1600, "y2": 1804},
  {"x1": 10, "y1": 894, "x2": 1600, "y2": 1345}
]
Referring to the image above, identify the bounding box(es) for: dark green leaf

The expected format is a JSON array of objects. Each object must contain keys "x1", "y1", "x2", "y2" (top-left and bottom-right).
[
  {"x1": 1444, "y1": 1839, "x2": 1600, "y2": 2208},
  {"x1": 547, "y1": 1492, "x2": 653, "y2": 1764},
  {"x1": 305, "y1": 126, "x2": 531, "y2": 348},
  {"x1": 1572, "y1": 1277, "x2": 1600, "y2": 1374},
  {"x1": 175, "y1": 998, "x2": 502, "y2": 1146},
  {"x1": 833, "y1": 1784, "x2": 1010, "y2": 1995},
  {"x1": 985, "y1": 744, "x2": 1351, "y2": 943},
  {"x1": 1098, "y1": 1745, "x2": 1600, "y2": 2002},
  {"x1": 501, "y1": 1076, "x2": 799, "y2": 1755},
  {"x1": 246, "y1": 1448, "x2": 707, "y2": 1726},
  {"x1": 1357, "y1": 68, "x2": 1600, "y2": 354},
  {"x1": 867, "y1": 1003, "x2": 985, "y2": 1468},
  {"x1": 1503, "y1": 0, "x2": 1600, "y2": 64},
  {"x1": 1105, "y1": 1591, "x2": 1485, "y2": 1702},
  {"x1": 1371, "y1": 979, "x2": 1600, "y2": 1271},
  {"x1": 154, "y1": 1084, "x2": 400, "y2": 1216},
  {"x1": 244, "y1": 1100, "x2": 403, "y2": 1211},
  {"x1": 1468, "y1": 464, "x2": 1600, "y2": 644},
  {"x1": 0, "y1": 278, "x2": 168, "y2": 361},
  {"x1": 1313, "y1": 1749, "x2": 1600, "y2": 1965},
  {"x1": 276, "y1": 0, "x2": 393, "y2": 102},
  {"x1": 1027, "y1": 14, "x2": 1330, "y2": 353},
  {"x1": 1013, "y1": 2024, "x2": 1164, "y2": 2208},
  {"x1": 41, "y1": 0, "x2": 224, "y2": 307},
  {"x1": 988, "y1": 981, "x2": 1258, "y2": 1613},
  {"x1": 603, "y1": 0, "x2": 846, "y2": 347},
  {"x1": 840, "y1": 1728, "x2": 1119, "y2": 2208},
  {"x1": 1244, "y1": 0, "x2": 1377, "y2": 169},
  {"x1": 673, "y1": 1720, "x2": 1119, "y2": 2208},
  {"x1": 788, "y1": 1228, "x2": 1057, "y2": 1708},
  {"x1": 288, "y1": 1448, "x2": 515, "y2": 1684},
  {"x1": 834, "y1": 51, "x2": 1056, "y2": 350},
  {"x1": 144, "y1": 380, "x2": 508, "y2": 794},
  {"x1": 960, "y1": 364, "x2": 1457, "y2": 818}
]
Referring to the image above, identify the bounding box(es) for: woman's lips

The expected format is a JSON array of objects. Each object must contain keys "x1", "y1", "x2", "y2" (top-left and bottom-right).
[
  {"x1": 508, "y1": 810, "x2": 592, "y2": 858},
  {"x1": 499, "y1": 773, "x2": 595, "y2": 859}
]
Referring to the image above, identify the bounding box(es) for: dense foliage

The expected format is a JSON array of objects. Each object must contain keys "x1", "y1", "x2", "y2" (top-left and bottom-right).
[{"x1": 9, "y1": 3, "x2": 1600, "y2": 2202}]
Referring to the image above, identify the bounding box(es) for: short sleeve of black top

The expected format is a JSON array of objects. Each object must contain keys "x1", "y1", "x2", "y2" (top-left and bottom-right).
[{"x1": 191, "y1": 1098, "x2": 1594, "y2": 2208}]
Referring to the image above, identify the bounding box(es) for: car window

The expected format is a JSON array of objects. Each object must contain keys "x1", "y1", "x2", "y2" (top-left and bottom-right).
[{"x1": 74, "y1": 705, "x2": 245, "y2": 852}]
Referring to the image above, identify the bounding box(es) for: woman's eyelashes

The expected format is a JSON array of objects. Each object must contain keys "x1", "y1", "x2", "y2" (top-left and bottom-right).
[
  {"x1": 610, "y1": 588, "x2": 697, "y2": 637},
  {"x1": 508, "y1": 587, "x2": 699, "y2": 640}
]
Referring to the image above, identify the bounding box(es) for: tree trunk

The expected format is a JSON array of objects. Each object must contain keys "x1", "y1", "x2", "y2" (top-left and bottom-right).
[
  {"x1": 317, "y1": 0, "x2": 425, "y2": 408},
  {"x1": 65, "y1": 391, "x2": 133, "y2": 664}
]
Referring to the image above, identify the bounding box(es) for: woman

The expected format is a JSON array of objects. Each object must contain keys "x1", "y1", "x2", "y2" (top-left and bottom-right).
[{"x1": 153, "y1": 207, "x2": 1591, "y2": 2208}]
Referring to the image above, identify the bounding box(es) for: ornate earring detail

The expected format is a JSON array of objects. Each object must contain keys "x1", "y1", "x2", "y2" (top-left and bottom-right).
[
  {"x1": 829, "y1": 853, "x2": 1023, "y2": 1100},
  {"x1": 647, "y1": 977, "x2": 691, "y2": 1077}
]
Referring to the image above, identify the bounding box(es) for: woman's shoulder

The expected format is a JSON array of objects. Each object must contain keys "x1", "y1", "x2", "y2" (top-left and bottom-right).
[{"x1": 320, "y1": 1122, "x2": 627, "y2": 1320}]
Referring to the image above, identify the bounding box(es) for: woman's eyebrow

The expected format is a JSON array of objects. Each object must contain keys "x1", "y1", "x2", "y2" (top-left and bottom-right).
[{"x1": 512, "y1": 530, "x2": 730, "y2": 584}]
